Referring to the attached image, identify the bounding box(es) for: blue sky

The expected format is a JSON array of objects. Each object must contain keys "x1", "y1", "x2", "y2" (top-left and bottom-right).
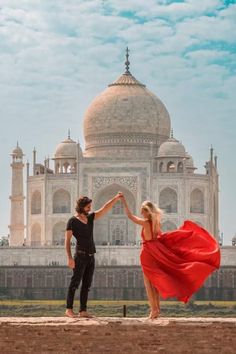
[{"x1": 0, "y1": 0, "x2": 235, "y2": 244}]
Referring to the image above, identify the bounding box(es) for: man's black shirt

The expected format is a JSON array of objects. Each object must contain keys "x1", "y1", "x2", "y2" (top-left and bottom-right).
[{"x1": 66, "y1": 213, "x2": 96, "y2": 254}]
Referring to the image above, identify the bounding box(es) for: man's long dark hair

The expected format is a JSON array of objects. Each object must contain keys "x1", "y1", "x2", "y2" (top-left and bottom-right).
[{"x1": 75, "y1": 196, "x2": 92, "y2": 214}]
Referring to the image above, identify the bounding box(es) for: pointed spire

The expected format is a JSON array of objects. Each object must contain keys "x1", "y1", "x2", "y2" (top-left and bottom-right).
[
  {"x1": 68, "y1": 128, "x2": 71, "y2": 139},
  {"x1": 210, "y1": 145, "x2": 213, "y2": 162},
  {"x1": 109, "y1": 47, "x2": 145, "y2": 87},
  {"x1": 26, "y1": 160, "x2": 30, "y2": 178},
  {"x1": 214, "y1": 155, "x2": 218, "y2": 169},
  {"x1": 125, "y1": 47, "x2": 130, "y2": 74},
  {"x1": 33, "y1": 147, "x2": 36, "y2": 176}
]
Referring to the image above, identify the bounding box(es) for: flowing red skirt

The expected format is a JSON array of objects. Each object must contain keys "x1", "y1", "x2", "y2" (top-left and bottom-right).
[{"x1": 140, "y1": 220, "x2": 221, "y2": 303}]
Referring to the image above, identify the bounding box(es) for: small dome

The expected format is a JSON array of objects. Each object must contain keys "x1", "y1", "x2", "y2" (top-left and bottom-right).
[
  {"x1": 158, "y1": 136, "x2": 186, "y2": 158},
  {"x1": 54, "y1": 137, "x2": 77, "y2": 159},
  {"x1": 11, "y1": 143, "x2": 23, "y2": 157}
]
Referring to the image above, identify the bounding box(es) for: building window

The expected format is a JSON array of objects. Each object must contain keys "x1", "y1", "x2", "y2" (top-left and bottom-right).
[
  {"x1": 31, "y1": 191, "x2": 41, "y2": 214},
  {"x1": 167, "y1": 161, "x2": 175, "y2": 172},
  {"x1": 190, "y1": 188, "x2": 204, "y2": 213},
  {"x1": 112, "y1": 226, "x2": 125, "y2": 245},
  {"x1": 159, "y1": 187, "x2": 177, "y2": 213},
  {"x1": 31, "y1": 223, "x2": 41, "y2": 246},
  {"x1": 53, "y1": 189, "x2": 71, "y2": 213},
  {"x1": 52, "y1": 222, "x2": 66, "y2": 245}
]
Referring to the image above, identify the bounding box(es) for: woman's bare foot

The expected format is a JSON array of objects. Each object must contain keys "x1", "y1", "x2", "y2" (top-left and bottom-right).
[
  {"x1": 79, "y1": 311, "x2": 95, "y2": 318},
  {"x1": 65, "y1": 309, "x2": 78, "y2": 318},
  {"x1": 149, "y1": 308, "x2": 160, "y2": 319}
]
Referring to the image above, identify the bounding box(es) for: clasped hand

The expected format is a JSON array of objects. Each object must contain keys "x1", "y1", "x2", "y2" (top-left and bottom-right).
[{"x1": 115, "y1": 191, "x2": 126, "y2": 202}]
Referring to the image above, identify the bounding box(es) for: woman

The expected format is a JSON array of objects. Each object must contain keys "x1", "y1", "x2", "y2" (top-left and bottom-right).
[{"x1": 121, "y1": 196, "x2": 221, "y2": 319}]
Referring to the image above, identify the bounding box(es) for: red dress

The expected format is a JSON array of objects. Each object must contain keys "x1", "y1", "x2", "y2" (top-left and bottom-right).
[{"x1": 140, "y1": 220, "x2": 221, "y2": 303}]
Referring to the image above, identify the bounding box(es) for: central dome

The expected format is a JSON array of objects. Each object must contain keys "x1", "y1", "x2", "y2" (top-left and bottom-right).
[{"x1": 83, "y1": 51, "x2": 171, "y2": 158}]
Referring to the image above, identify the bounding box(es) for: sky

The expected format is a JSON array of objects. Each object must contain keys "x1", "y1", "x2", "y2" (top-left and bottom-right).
[{"x1": 0, "y1": 0, "x2": 235, "y2": 244}]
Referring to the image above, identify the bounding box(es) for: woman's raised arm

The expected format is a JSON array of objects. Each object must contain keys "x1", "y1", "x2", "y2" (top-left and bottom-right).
[{"x1": 121, "y1": 196, "x2": 146, "y2": 226}]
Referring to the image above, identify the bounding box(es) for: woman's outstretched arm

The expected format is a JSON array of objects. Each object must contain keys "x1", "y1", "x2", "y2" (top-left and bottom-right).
[{"x1": 121, "y1": 196, "x2": 147, "y2": 226}]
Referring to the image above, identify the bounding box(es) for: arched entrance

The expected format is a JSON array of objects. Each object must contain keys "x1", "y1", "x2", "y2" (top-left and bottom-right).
[{"x1": 93, "y1": 184, "x2": 136, "y2": 245}]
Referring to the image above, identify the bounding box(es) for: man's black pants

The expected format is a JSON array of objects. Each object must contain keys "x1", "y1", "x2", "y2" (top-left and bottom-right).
[{"x1": 66, "y1": 252, "x2": 95, "y2": 311}]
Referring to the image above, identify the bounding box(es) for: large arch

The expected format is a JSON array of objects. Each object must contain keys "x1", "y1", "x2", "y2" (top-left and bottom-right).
[
  {"x1": 161, "y1": 221, "x2": 177, "y2": 232},
  {"x1": 159, "y1": 187, "x2": 177, "y2": 213},
  {"x1": 53, "y1": 189, "x2": 71, "y2": 214},
  {"x1": 52, "y1": 222, "x2": 66, "y2": 245},
  {"x1": 31, "y1": 223, "x2": 41, "y2": 246},
  {"x1": 94, "y1": 183, "x2": 136, "y2": 245},
  {"x1": 31, "y1": 191, "x2": 41, "y2": 214},
  {"x1": 190, "y1": 188, "x2": 204, "y2": 213}
]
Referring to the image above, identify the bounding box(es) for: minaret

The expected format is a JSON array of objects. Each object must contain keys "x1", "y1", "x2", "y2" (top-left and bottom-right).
[
  {"x1": 33, "y1": 147, "x2": 36, "y2": 175},
  {"x1": 9, "y1": 142, "x2": 25, "y2": 246}
]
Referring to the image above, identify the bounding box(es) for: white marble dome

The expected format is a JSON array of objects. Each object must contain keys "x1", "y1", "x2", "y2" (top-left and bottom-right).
[
  {"x1": 54, "y1": 137, "x2": 77, "y2": 159},
  {"x1": 158, "y1": 136, "x2": 186, "y2": 158},
  {"x1": 83, "y1": 67, "x2": 171, "y2": 158}
]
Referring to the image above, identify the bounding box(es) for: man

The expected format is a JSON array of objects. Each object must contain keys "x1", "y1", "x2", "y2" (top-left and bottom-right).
[{"x1": 65, "y1": 192, "x2": 123, "y2": 318}]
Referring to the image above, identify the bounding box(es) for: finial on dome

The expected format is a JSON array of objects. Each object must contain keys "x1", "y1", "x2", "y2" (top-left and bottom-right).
[
  {"x1": 68, "y1": 129, "x2": 71, "y2": 139},
  {"x1": 125, "y1": 47, "x2": 130, "y2": 74},
  {"x1": 170, "y1": 128, "x2": 174, "y2": 139}
]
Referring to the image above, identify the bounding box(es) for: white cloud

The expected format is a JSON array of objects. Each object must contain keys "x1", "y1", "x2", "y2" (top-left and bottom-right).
[
  {"x1": 105, "y1": 0, "x2": 223, "y2": 19},
  {"x1": 177, "y1": 13, "x2": 236, "y2": 43}
]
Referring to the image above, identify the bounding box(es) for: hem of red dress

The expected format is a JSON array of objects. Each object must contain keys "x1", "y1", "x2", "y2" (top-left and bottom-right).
[{"x1": 148, "y1": 265, "x2": 220, "y2": 304}]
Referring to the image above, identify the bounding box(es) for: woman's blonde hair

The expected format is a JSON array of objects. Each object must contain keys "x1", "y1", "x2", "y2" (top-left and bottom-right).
[{"x1": 141, "y1": 201, "x2": 163, "y2": 235}]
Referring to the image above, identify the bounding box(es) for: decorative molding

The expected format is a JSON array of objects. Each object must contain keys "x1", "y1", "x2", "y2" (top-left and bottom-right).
[
  {"x1": 92, "y1": 176, "x2": 138, "y2": 194},
  {"x1": 85, "y1": 133, "x2": 162, "y2": 147},
  {"x1": 159, "y1": 184, "x2": 178, "y2": 192},
  {"x1": 190, "y1": 185, "x2": 205, "y2": 193},
  {"x1": 52, "y1": 185, "x2": 71, "y2": 192}
]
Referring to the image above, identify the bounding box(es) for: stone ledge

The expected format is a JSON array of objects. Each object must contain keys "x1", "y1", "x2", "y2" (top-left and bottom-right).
[
  {"x1": 0, "y1": 316, "x2": 236, "y2": 326},
  {"x1": 0, "y1": 317, "x2": 235, "y2": 354}
]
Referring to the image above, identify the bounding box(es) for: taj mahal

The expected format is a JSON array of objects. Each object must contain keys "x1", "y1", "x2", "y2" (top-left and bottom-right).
[
  {"x1": 1, "y1": 50, "x2": 235, "y2": 301},
  {"x1": 9, "y1": 49, "x2": 219, "y2": 248}
]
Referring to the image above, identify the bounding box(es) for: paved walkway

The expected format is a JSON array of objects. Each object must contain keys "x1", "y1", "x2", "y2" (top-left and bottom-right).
[{"x1": 0, "y1": 317, "x2": 235, "y2": 353}]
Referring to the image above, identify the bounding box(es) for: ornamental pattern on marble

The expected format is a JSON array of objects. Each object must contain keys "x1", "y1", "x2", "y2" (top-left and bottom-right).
[
  {"x1": 92, "y1": 176, "x2": 138, "y2": 194},
  {"x1": 86, "y1": 134, "x2": 159, "y2": 146}
]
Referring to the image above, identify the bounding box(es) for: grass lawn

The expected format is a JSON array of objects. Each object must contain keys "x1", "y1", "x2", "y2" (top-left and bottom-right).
[{"x1": 0, "y1": 300, "x2": 236, "y2": 317}]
